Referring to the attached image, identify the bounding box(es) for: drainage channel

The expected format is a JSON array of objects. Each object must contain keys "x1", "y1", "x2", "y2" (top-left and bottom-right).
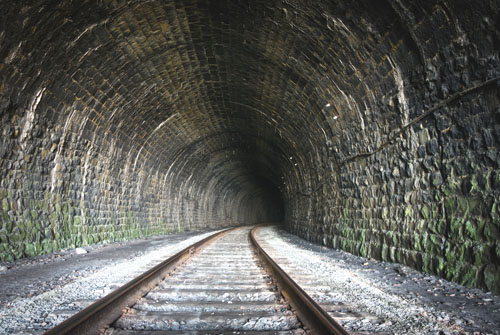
[{"x1": 45, "y1": 226, "x2": 349, "y2": 335}]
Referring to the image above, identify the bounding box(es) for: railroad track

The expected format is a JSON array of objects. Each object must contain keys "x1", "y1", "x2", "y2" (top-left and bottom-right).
[
  {"x1": 44, "y1": 226, "x2": 372, "y2": 335},
  {"x1": 253, "y1": 228, "x2": 391, "y2": 335}
]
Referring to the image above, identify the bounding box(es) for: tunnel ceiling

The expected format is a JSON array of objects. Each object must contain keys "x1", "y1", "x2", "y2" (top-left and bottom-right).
[
  {"x1": 1, "y1": 0, "x2": 500, "y2": 293},
  {"x1": 1, "y1": 0, "x2": 418, "y2": 200}
]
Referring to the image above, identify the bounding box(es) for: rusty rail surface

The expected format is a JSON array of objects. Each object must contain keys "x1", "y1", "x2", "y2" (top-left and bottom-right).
[
  {"x1": 44, "y1": 227, "x2": 236, "y2": 335},
  {"x1": 249, "y1": 225, "x2": 350, "y2": 335},
  {"x1": 46, "y1": 225, "x2": 350, "y2": 335}
]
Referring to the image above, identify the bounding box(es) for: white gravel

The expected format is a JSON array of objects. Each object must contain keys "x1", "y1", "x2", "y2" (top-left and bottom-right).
[
  {"x1": 2, "y1": 225, "x2": 498, "y2": 335},
  {"x1": 255, "y1": 226, "x2": 500, "y2": 335},
  {"x1": 74, "y1": 248, "x2": 88, "y2": 255},
  {"x1": 0, "y1": 230, "x2": 222, "y2": 334}
]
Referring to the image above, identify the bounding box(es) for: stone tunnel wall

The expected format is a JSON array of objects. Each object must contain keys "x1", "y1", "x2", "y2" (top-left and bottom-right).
[
  {"x1": 284, "y1": 1, "x2": 500, "y2": 294},
  {"x1": 0, "y1": 0, "x2": 499, "y2": 295},
  {"x1": 0, "y1": 100, "x2": 280, "y2": 259},
  {"x1": 0, "y1": 1, "x2": 287, "y2": 262}
]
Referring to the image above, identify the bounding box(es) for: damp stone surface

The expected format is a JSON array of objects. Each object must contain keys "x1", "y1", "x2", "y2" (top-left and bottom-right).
[{"x1": 0, "y1": 0, "x2": 499, "y2": 295}]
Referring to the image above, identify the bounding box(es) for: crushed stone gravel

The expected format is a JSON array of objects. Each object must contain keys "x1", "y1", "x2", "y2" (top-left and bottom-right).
[
  {"x1": 0, "y1": 229, "x2": 223, "y2": 334},
  {"x1": 1, "y1": 225, "x2": 499, "y2": 335},
  {"x1": 255, "y1": 226, "x2": 500, "y2": 335}
]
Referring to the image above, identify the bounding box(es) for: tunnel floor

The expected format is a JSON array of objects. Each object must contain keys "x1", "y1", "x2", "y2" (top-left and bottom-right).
[
  {"x1": 0, "y1": 227, "x2": 499, "y2": 334},
  {"x1": 258, "y1": 227, "x2": 500, "y2": 334}
]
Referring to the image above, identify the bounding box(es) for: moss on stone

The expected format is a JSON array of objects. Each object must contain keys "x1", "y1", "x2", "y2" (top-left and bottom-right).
[
  {"x1": 483, "y1": 264, "x2": 500, "y2": 294},
  {"x1": 449, "y1": 218, "x2": 464, "y2": 240},
  {"x1": 458, "y1": 265, "x2": 478, "y2": 287},
  {"x1": 422, "y1": 253, "x2": 432, "y2": 273},
  {"x1": 24, "y1": 242, "x2": 37, "y2": 257},
  {"x1": 444, "y1": 167, "x2": 461, "y2": 193},
  {"x1": 0, "y1": 243, "x2": 14, "y2": 261},
  {"x1": 484, "y1": 222, "x2": 500, "y2": 242},
  {"x1": 459, "y1": 241, "x2": 474, "y2": 264},
  {"x1": 0, "y1": 231, "x2": 7, "y2": 244},
  {"x1": 456, "y1": 196, "x2": 470, "y2": 217},
  {"x1": 473, "y1": 244, "x2": 492, "y2": 266},
  {"x1": 12, "y1": 243, "x2": 25, "y2": 259},
  {"x1": 444, "y1": 242, "x2": 456, "y2": 262},
  {"x1": 413, "y1": 235, "x2": 422, "y2": 251},
  {"x1": 4, "y1": 218, "x2": 13, "y2": 233},
  {"x1": 445, "y1": 196, "x2": 457, "y2": 213},
  {"x1": 41, "y1": 240, "x2": 55, "y2": 253},
  {"x1": 469, "y1": 175, "x2": 481, "y2": 195},
  {"x1": 430, "y1": 234, "x2": 444, "y2": 251},
  {"x1": 360, "y1": 243, "x2": 368, "y2": 257},
  {"x1": 443, "y1": 261, "x2": 457, "y2": 280},
  {"x1": 2, "y1": 198, "x2": 9, "y2": 212},
  {"x1": 389, "y1": 246, "x2": 397, "y2": 262},
  {"x1": 491, "y1": 201, "x2": 499, "y2": 221},
  {"x1": 421, "y1": 205, "x2": 430, "y2": 219},
  {"x1": 436, "y1": 218, "x2": 447, "y2": 235},
  {"x1": 465, "y1": 220, "x2": 479, "y2": 240}
]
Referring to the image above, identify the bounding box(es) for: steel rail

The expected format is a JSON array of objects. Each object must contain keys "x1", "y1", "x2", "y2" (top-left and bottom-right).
[
  {"x1": 44, "y1": 227, "x2": 236, "y2": 335},
  {"x1": 249, "y1": 225, "x2": 350, "y2": 335}
]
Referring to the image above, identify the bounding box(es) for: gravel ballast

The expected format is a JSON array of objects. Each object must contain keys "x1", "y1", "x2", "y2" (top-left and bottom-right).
[
  {"x1": 0, "y1": 229, "x2": 222, "y2": 334},
  {"x1": 255, "y1": 226, "x2": 500, "y2": 335},
  {"x1": 1, "y1": 225, "x2": 499, "y2": 334}
]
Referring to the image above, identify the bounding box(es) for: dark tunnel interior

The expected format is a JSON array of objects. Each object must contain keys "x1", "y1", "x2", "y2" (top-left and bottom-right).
[{"x1": 0, "y1": 0, "x2": 499, "y2": 294}]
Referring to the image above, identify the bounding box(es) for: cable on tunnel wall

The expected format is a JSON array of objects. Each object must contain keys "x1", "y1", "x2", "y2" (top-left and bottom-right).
[
  {"x1": 295, "y1": 75, "x2": 500, "y2": 197},
  {"x1": 338, "y1": 75, "x2": 500, "y2": 166}
]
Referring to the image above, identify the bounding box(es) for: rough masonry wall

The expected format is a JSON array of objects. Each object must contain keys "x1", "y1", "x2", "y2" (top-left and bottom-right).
[
  {"x1": 0, "y1": 100, "x2": 279, "y2": 260},
  {"x1": 284, "y1": 1, "x2": 500, "y2": 294},
  {"x1": 0, "y1": 0, "x2": 283, "y2": 261},
  {"x1": 0, "y1": 0, "x2": 499, "y2": 294}
]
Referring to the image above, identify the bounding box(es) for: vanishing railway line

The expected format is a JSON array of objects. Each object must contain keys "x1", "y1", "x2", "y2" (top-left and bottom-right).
[{"x1": 44, "y1": 226, "x2": 382, "y2": 335}]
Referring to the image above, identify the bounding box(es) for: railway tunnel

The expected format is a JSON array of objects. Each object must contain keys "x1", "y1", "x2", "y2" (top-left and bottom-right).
[{"x1": 1, "y1": 0, "x2": 500, "y2": 332}]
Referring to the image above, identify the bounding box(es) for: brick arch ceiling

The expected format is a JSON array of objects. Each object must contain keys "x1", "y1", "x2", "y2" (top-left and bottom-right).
[{"x1": 4, "y1": 0, "x2": 406, "y2": 226}]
